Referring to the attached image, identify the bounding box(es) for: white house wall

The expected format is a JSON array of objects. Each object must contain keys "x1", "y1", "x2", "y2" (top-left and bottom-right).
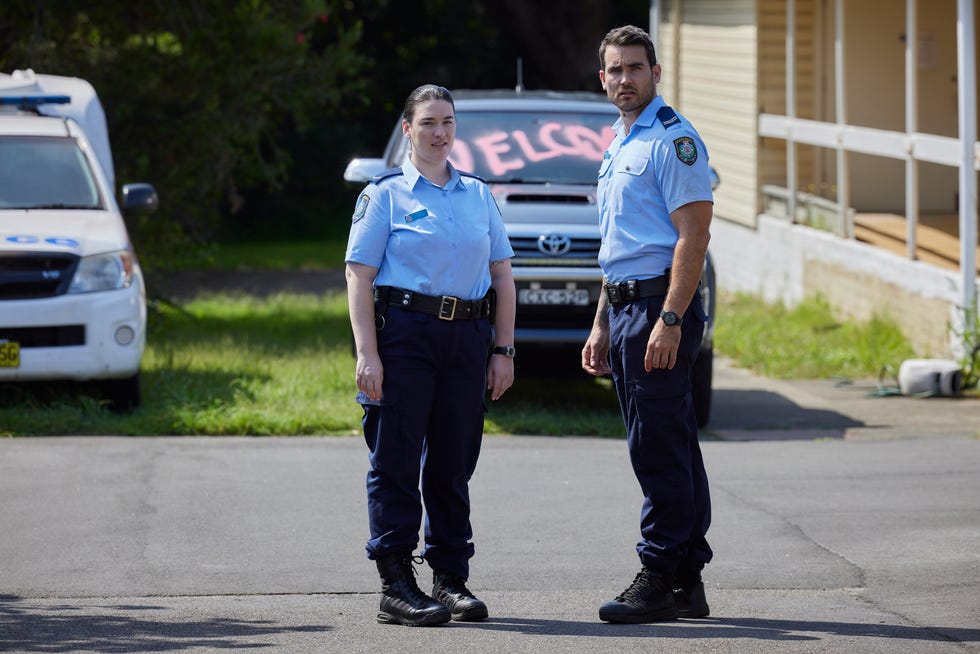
[{"x1": 659, "y1": 0, "x2": 760, "y2": 226}]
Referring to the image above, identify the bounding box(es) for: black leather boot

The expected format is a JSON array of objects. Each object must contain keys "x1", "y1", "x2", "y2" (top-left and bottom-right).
[
  {"x1": 599, "y1": 567, "x2": 678, "y2": 624},
  {"x1": 432, "y1": 571, "x2": 489, "y2": 621},
  {"x1": 376, "y1": 555, "x2": 451, "y2": 626},
  {"x1": 674, "y1": 579, "x2": 710, "y2": 618}
]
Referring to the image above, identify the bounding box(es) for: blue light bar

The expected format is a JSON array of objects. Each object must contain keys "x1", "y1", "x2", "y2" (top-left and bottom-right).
[{"x1": 0, "y1": 94, "x2": 71, "y2": 107}]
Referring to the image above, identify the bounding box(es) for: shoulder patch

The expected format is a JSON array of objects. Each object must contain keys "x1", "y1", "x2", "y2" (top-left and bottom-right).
[
  {"x1": 459, "y1": 170, "x2": 487, "y2": 183},
  {"x1": 656, "y1": 105, "x2": 681, "y2": 129},
  {"x1": 673, "y1": 136, "x2": 698, "y2": 166},
  {"x1": 352, "y1": 193, "x2": 370, "y2": 223},
  {"x1": 369, "y1": 167, "x2": 404, "y2": 184}
]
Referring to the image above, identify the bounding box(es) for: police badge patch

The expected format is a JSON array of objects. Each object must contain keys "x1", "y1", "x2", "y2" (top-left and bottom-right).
[
  {"x1": 352, "y1": 193, "x2": 370, "y2": 223},
  {"x1": 673, "y1": 137, "x2": 698, "y2": 166}
]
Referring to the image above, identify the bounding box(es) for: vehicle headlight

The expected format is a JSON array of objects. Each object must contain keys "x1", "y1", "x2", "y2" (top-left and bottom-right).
[{"x1": 68, "y1": 250, "x2": 135, "y2": 293}]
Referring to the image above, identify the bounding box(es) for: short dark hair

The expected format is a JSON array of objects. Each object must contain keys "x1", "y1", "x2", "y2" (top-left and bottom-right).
[
  {"x1": 598, "y1": 25, "x2": 657, "y2": 69},
  {"x1": 402, "y1": 84, "x2": 455, "y2": 123}
]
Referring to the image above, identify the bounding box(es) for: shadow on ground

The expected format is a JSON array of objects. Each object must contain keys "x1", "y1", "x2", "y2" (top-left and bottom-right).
[
  {"x1": 708, "y1": 388, "x2": 863, "y2": 434},
  {"x1": 0, "y1": 595, "x2": 330, "y2": 653}
]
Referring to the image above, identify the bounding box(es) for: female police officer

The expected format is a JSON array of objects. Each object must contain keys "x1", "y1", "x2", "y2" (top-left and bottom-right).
[{"x1": 345, "y1": 84, "x2": 516, "y2": 627}]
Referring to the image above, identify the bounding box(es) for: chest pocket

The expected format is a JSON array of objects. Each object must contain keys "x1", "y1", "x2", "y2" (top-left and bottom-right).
[
  {"x1": 617, "y1": 154, "x2": 650, "y2": 177},
  {"x1": 599, "y1": 156, "x2": 613, "y2": 178}
]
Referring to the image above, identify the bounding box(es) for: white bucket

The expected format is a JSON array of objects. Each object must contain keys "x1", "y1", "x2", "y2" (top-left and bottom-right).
[{"x1": 897, "y1": 359, "x2": 963, "y2": 397}]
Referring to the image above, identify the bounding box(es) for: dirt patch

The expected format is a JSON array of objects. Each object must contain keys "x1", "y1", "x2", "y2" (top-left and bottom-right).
[{"x1": 150, "y1": 269, "x2": 346, "y2": 301}]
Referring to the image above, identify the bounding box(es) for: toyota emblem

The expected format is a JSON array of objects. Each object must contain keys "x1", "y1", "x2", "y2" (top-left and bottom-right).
[{"x1": 537, "y1": 234, "x2": 571, "y2": 256}]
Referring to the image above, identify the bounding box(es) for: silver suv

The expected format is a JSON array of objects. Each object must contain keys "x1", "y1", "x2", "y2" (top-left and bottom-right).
[{"x1": 345, "y1": 90, "x2": 716, "y2": 427}]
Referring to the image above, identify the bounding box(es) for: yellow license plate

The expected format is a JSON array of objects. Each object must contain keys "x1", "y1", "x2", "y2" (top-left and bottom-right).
[{"x1": 0, "y1": 340, "x2": 20, "y2": 368}]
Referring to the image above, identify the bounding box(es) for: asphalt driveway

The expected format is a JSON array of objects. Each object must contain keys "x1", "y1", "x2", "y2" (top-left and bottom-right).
[{"x1": 0, "y1": 359, "x2": 977, "y2": 653}]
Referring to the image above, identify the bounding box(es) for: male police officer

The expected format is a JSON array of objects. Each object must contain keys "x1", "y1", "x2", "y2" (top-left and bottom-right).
[{"x1": 582, "y1": 25, "x2": 714, "y2": 623}]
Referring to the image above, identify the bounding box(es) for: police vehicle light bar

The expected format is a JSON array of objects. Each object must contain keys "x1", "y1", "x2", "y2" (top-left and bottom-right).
[{"x1": 0, "y1": 94, "x2": 71, "y2": 107}]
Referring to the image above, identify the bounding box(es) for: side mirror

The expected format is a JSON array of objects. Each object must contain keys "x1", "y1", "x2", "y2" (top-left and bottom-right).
[
  {"x1": 121, "y1": 183, "x2": 158, "y2": 214},
  {"x1": 344, "y1": 158, "x2": 387, "y2": 184}
]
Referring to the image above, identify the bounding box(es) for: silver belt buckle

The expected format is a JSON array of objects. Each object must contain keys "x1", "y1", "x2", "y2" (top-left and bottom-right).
[{"x1": 438, "y1": 296, "x2": 458, "y2": 320}]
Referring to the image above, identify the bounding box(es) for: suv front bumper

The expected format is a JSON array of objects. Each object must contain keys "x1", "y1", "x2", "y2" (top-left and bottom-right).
[
  {"x1": 0, "y1": 281, "x2": 146, "y2": 381},
  {"x1": 512, "y1": 266, "x2": 602, "y2": 344}
]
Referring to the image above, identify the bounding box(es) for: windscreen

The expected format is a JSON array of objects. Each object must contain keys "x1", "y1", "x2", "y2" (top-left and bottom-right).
[
  {"x1": 452, "y1": 111, "x2": 615, "y2": 184},
  {"x1": 390, "y1": 109, "x2": 617, "y2": 184},
  {"x1": 0, "y1": 136, "x2": 103, "y2": 210}
]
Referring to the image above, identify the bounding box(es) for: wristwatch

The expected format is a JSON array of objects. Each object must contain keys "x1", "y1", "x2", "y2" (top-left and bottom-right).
[
  {"x1": 492, "y1": 345, "x2": 516, "y2": 358},
  {"x1": 659, "y1": 310, "x2": 682, "y2": 326}
]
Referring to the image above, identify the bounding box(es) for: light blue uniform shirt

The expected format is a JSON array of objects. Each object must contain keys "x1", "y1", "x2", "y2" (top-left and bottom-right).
[
  {"x1": 597, "y1": 95, "x2": 713, "y2": 284},
  {"x1": 346, "y1": 158, "x2": 514, "y2": 300}
]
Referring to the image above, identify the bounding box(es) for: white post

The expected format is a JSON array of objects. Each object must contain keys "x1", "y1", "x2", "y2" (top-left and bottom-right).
[
  {"x1": 671, "y1": 0, "x2": 681, "y2": 95},
  {"x1": 905, "y1": 0, "x2": 919, "y2": 260},
  {"x1": 650, "y1": 0, "x2": 659, "y2": 44},
  {"x1": 956, "y1": 0, "x2": 977, "y2": 316},
  {"x1": 787, "y1": 0, "x2": 797, "y2": 223},
  {"x1": 835, "y1": 0, "x2": 851, "y2": 237}
]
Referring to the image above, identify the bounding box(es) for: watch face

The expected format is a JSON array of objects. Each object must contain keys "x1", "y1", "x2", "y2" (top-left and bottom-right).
[{"x1": 661, "y1": 311, "x2": 679, "y2": 325}]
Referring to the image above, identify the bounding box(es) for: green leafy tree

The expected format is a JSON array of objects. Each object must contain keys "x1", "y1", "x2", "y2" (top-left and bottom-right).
[
  {"x1": 0, "y1": 1, "x2": 367, "y2": 267},
  {"x1": 233, "y1": 0, "x2": 649, "y2": 243},
  {"x1": 2, "y1": 0, "x2": 651, "y2": 259}
]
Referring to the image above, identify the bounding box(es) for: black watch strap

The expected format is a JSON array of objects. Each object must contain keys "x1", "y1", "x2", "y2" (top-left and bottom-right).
[{"x1": 492, "y1": 345, "x2": 516, "y2": 358}]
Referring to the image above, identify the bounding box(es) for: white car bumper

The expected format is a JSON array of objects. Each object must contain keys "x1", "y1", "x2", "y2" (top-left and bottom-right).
[{"x1": 0, "y1": 280, "x2": 145, "y2": 381}]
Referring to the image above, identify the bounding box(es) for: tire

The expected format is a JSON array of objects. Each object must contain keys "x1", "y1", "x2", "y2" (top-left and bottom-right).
[
  {"x1": 691, "y1": 347, "x2": 713, "y2": 429},
  {"x1": 100, "y1": 372, "x2": 141, "y2": 412}
]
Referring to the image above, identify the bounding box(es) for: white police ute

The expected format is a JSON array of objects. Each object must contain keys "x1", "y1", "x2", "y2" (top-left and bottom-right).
[{"x1": 0, "y1": 70, "x2": 158, "y2": 410}]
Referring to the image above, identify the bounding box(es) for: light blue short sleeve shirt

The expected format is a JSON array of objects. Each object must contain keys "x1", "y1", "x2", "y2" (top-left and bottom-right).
[
  {"x1": 597, "y1": 95, "x2": 714, "y2": 284},
  {"x1": 345, "y1": 158, "x2": 514, "y2": 300}
]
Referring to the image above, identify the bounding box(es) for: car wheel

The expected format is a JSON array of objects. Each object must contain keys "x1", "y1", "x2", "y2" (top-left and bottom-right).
[
  {"x1": 100, "y1": 373, "x2": 141, "y2": 412},
  {"x1": 692, "y1": 347, "x2": 713, "y2": 429}
]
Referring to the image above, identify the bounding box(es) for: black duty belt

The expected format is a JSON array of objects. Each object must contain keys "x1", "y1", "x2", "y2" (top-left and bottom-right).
[
  {"x1": 374, "y1": 286, "x2": 491, "y2": 321},
  {"x1": 603, "y1": 275, "x2": 669, "y2": 305}
]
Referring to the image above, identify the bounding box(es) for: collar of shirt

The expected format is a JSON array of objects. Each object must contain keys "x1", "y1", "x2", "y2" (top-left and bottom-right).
[
  {"x1": 612, "y1": 95, "x2": 667, "y2": 142},
  {"x1": 401, "y1": 157, "x2": 465, "y2": 191}
]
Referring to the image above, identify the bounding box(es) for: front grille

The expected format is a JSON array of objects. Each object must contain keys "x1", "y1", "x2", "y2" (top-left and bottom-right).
[
  {"x1": 0, "y1": 325, "x2": 85, "y2": 347},
  {"x1": 0, "y1": 252, "x2": 79, "y2": 299},
  {"x1": 516, "y1": 304, "x2": 597, "y2": 331},
  {"x1": 506, "y1": 194, "x2": 591, "y2": 204},
  {"x1": 510, "y1": 236, "x2": 601, "y2": 266}
]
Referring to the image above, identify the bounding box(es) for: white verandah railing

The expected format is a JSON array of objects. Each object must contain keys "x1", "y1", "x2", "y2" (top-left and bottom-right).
[{"x1": 759, "y1": 0, "x2": 977, "y2": 316}]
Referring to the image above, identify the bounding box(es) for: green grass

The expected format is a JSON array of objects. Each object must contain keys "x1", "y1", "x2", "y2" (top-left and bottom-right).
[
  {"x1": 170, "y1": 239, "x2": 348, "y2": 271},
  {"x1": 714, "y1": 292, "x2": 918, "y2": 380},
  {"x1": 0, "y1": 240, "x2": 928, "y2": 436},
  {"x1": 0, "y1": 293, "x2": 358, "y2": 435},
  {"x1": 0, "y1": 291, "x2": 625, "y2": 437}
]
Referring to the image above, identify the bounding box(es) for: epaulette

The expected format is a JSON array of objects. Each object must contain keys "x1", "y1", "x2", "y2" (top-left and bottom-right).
[
  {"x1": 369, "y1": 167, "x2": 404, "y2": 184},
  {"x1": 656, "y1": 105, "x2": 681, "y2": 129},
  {"x1": 459, "y1": 170, "x2": 487, "y2": 183}
]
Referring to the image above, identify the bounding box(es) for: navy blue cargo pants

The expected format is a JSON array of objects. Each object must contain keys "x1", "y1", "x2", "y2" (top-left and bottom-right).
[
  {"x1": 359, "y1": 305, "x2": 492, "y2": 580},
  {"x1": 607, "y1": 291, "x2": 713, "y2": 584}
]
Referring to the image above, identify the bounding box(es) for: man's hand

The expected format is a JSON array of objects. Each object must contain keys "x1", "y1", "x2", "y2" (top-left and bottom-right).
[
  {"x1": 644, "y1": 321, "x2": 681, "y2": 371},
  {"x1": 582, "y1": 326, "x2": 612, "y2": 376}
]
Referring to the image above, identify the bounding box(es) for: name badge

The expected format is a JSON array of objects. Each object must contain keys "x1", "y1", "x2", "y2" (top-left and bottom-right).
[{"x1": 405, "y1": 209, "x2": 428, "y2": 223}]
